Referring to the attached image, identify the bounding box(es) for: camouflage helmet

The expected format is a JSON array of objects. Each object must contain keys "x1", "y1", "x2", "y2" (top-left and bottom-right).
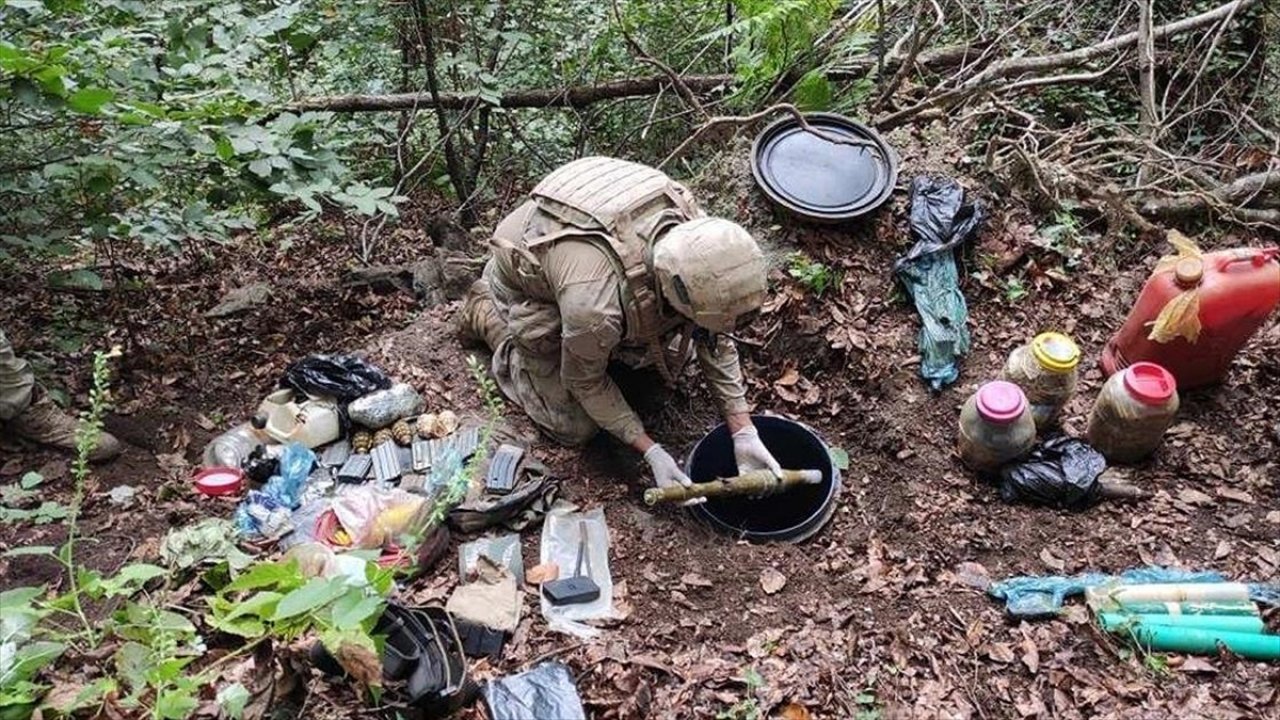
[{"x1": 653, "y1": 218, "x2": 768, "y2": 333}]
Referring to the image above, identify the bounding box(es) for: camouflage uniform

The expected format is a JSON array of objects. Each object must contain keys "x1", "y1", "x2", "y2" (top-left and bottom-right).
[
  {"x1": 464, "y1": 157, "x2": 750, "y2": 446},
  {"x1": 0, "y1": 328, "x2": 35, "y2": 421}
]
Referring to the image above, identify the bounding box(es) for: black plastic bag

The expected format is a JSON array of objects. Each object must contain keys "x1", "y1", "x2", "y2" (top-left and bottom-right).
[
  {"x1": 999, "y1": 437, "x2": 1105, "y2": 510},
  {"x1": 483, "y1": 662, "x2": 585, "y2": 720},
  {"x1": 894, "y1": 177, "x2": 985, "y2": 390},
  {"x1": 280, "y1": 354, "x2": 391, "y2": 403}
]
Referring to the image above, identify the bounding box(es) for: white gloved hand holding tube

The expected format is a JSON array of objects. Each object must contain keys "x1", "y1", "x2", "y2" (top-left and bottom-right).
[
  {"x1": 732, "y1": 425, "x2": 783, "y2": 477},
  {"x1": 643, "y1": 444, "x2": 704, "y2": 505}
]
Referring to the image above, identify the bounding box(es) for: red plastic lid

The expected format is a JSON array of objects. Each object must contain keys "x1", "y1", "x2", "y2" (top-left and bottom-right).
[
  {"x1": 193, "y1": 466, "x2": 245, "y2": 497},
  {"x1": 976, "y1": 381, "x2": 1027, "y2": 424},
  {"x1": 1123, "y1": 362, "x2": 1177, "y2": 405}
]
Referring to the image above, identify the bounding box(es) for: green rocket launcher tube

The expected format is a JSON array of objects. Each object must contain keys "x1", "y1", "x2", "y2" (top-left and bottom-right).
[
  {"x1": 643, "y1": 469, "x2": 823, "y2": 506},
  {"x1": 1111, "y1": 601, "x2": 1260, "y2": 617},
  {"x1": 1097, "y1": 612, "x2": 1264, "y2": 634},
  {"x1": 1102, "y1": 618, "x2": 1280, "y2": 660}
]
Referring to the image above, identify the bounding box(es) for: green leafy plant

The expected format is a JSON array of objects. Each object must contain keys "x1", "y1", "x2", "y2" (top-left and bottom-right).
[
  {"x1": 1003, "y1": 276, "x2": 1029, "y2": 303},
  {"x1": 716, "y1": 667, "x2": 765, "y2": 720},
  {"x1": 0, "y1": 472, "x2": 69, "y2": 525},
  {"x1": 787, "y1": 252, "x2": 839, "y2": 297},
  {"x1": 854, "y1": 688, "x2": 884, "y2": 720}
]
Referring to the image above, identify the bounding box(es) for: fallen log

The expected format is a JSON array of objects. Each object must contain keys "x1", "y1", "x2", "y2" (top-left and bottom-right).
[
  {"x1": 290, "y1": 74, "x2": 735, "y2": 113},
  {"x1": 1139, "y1": 171, "x2": 1280, "y2": 222}
]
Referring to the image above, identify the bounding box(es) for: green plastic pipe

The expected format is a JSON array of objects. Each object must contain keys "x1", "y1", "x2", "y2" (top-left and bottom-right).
[
  {"x1": 1112, "y1": 601, "x2": 1259, "y2": 617},
  {"x1": 1106, "y1": 621, "x2": 1280, "y2": 660},
  {"x1": 1098, "y1": 612, "x2": 1265, "y2": 634}
]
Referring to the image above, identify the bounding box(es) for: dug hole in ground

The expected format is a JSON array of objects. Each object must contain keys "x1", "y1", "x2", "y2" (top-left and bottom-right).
[{"x1": 2, "y1": 132, "x2": 1278, "y2": 719}]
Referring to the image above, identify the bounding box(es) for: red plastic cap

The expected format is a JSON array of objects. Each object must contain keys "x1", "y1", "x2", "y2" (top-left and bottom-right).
[
  {"x1": 193, "y1": 466, "x2": 245, "y2": 497},
  {"x1": 1123, "y1": 362, "x2": 1177, "y2": 405},
  {"x1": 976, "y1": 381, "x2": 1027, "y2": 424}
]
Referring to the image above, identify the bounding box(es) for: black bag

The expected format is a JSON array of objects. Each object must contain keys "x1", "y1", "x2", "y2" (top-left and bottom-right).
[
  {"x1": 280, "y1": 354, "x2": 392, "y2": 403},
  {"x1": 998, "y1": 437, "x2": 1105, "y2": 510}
]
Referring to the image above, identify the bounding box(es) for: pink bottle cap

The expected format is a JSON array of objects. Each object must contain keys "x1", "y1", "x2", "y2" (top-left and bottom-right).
[
  {"x1": 976, "y1": 381, "x2": 1027, "y2": 424},
  {"x1": 1123, "y1": 362, "x2": 1177, "y2": 405}
]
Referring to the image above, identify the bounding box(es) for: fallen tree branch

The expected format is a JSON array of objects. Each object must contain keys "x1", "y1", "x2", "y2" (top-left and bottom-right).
[
  {"x1": 1139, "y1": 170, "x2": 1280, "y2": 217},
  {"x1": 876, "y1": 0, "x2": 1260, "y2": 129},
  {"x1": 658, "y1": 103, "x2": 876, "y2": 169},
  {"x1": 289, "y1": 74, "x2": 735, "y2": 112},
  {"x1": 612, "y1": 0, "x2": 709, "y2": 120}
]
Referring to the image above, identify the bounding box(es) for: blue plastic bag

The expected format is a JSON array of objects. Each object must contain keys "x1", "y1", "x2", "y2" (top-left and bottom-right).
[{"x1": 234, "y1": 442, "x2": 316, "y2": 538}]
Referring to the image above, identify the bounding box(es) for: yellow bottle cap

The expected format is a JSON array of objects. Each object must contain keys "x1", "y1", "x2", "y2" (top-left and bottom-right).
[{"x1": 1031, "y1": 332, "x2": 1080, "y2": 373}]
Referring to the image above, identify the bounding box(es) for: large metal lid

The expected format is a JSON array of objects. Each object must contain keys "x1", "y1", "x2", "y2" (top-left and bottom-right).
[{"x1": 750, "y1": 112, "x2": 898, "y2": 224}]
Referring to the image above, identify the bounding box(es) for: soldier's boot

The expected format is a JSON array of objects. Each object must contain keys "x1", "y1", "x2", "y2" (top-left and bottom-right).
[
  {"x1": 6, "y1": 390, "x2": 122, "y2": 462},
  {"x1": 457, "y1": 280, "x2": 508, "y2": 351}
]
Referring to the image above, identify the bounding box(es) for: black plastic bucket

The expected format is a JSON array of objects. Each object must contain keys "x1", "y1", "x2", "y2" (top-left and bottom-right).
[{"x1": 685, "y1": 415, "x2": 841, "y2": 543}]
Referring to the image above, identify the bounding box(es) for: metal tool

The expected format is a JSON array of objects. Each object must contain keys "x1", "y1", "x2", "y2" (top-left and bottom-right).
[{"x1": 541, "y1": 521, "x2": 601, "y2": 606}]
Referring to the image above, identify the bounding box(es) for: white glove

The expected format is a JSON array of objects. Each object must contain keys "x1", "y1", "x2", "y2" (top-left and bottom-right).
[
  {"x1": 643, "y1": 444, "x2": 704, "y2": 505},
  {"x1": 732, "y1": 425, "x2": 783, "y2": 477}
]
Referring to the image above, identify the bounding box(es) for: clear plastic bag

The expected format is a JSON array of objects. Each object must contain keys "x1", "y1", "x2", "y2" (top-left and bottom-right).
[
  {"x1": 538, "y1": 507, "x2": 617, "y2": 638},
  {"x1": 331, "y1": 485, "x2": 427, "y2": 549}
]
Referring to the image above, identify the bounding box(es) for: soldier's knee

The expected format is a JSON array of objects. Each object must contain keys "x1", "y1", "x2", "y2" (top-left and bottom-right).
[{"x1": 546, "y1": 420, "x2": 598, "y2": 447}]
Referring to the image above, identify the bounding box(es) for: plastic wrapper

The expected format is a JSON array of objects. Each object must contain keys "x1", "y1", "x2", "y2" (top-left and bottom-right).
[
  {"x1": 459, "y1": 534, "x2": 524, "y2": 581},
  {"x1": 348, "y1": 383, "x2": 425, "y2": 429},
  {"x1": 893, "y1": 176, "x2": 985, "y2": 390},
  {"x1": 998, "y1": 437, "x2": 1105, "y2": 510},
  {"x1": 483, "y1": 662, "x2": 586, "y2": 720},
  {"x1": 988, "y1": 566, "x2": 1230, "y2": 618},
  {"x1": 539, "y1": 507, "x2": 617, "y2": 638},
  {"x1": 233, "y1": 491, "x2": 293, "y2": 539},
  {"x1": 283, "y1": 542, "x2": 371, "y2": 585},
  {"x1": 279, "y1": 354, "x2": 391, "y2": 403},
  {"x1": 261, "y1": 442, "x2": 316, "y2": 509},
  {"x1": 331, "y1": 485, "x2": 427, "y2": 549}
]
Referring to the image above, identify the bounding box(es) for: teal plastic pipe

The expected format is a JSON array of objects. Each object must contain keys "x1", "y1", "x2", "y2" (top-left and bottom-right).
[
  {"x1": 1106, "y1": 621, "x2": 1280, "y2": 660},
  {"x1": 1114, "y1": 601, "x2": 1259, "y2": 617},
  {"x1": 1098, "y1": 612, "x2": 1265, "y2": 634}
]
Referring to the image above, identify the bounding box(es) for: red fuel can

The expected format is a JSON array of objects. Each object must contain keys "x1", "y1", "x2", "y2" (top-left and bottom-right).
[{"x1": 1101, "y1": 246, "x2": 1280, "y2": 389}]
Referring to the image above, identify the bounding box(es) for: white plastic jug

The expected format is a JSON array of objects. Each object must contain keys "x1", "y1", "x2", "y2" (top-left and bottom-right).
[{"x1": 259, "y1": 389, "x2": 340, "y2": 448}]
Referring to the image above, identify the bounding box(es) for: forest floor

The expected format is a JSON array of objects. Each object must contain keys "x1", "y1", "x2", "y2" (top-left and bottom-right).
[{"x1": 2, "y1": 125, "x2": 1279, "y2": 720}]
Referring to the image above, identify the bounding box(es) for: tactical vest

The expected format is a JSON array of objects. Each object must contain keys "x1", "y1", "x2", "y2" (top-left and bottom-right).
[{"x1": 505, "y1": 157, "x2": 699, "y2": 380}]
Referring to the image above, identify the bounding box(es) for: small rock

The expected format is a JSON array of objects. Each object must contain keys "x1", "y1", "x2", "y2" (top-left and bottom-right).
[
  {"x1": 205, "y1": 282, "x2": 271, "y2": 318},
  {"x1": 760, "y1": 567, "x2": 787, "y2": 595},
  {"x1": 1039, "y1": 548, "x2": 1066, "y2": 572},
  {"x1": 107, "y1": 485, "x2": 137, "y2": 508},
  {"x1": 1177, "y1": 488, "x2": 1214, "y2": 506},
  {"x1": 680, "y1": 572, "x2": 713, "y2": 589},
  {"x1": 954, "y1": 561, "x2": 991, "y2": 590}
]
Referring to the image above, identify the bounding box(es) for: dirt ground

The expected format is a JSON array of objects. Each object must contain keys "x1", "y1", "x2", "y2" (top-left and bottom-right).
[{"x1": 2, "y1": 131, "x2": 1278, "y2": 720}]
